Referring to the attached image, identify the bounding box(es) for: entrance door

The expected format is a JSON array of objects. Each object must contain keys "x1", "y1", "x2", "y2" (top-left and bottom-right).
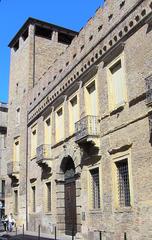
[{"x1": 65, "y1": 178, "x2": 77, "y2": 235}]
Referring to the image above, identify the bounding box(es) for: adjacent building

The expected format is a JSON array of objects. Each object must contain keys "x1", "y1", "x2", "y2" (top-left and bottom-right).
[
  {"x1": 5, "y1": 0, "x2": 152, "y2": 239},
  {"x1": 0, "y1": 102, "x2": 8, "y2": 217}
]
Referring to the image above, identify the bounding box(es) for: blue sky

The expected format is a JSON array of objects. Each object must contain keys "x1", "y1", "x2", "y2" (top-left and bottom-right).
[{"x1": 0, "y1": 0, "x2": 103, "y2": 103}]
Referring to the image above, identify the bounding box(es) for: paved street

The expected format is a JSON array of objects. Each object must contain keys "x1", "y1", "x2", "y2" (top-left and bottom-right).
[
  {"x1": 0, "y1": 221, "x2": 56, "y2": 240},
  {"x1": 0, "y1": 234, "x2": 55, "y2": 240}
]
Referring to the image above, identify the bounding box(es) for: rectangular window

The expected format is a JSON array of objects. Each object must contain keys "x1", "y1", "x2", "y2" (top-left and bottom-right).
[
  {"x1": 56, "y1": 107, "x2": 64, "y2": 142},
  {"x1": 90, "y1": 168, "x2": 100, "y2": 209},
  {"x1": 14, "y1": 137, "x2": 20, "y2": 162},
  {"x1": 69, "y1": 95, "x2": 79, "y2": 134},
  {"x1": 4, "y1": 134, "x2": 6, "y2": 148},
  {"x1": 2, "y1": 180, "x2": 5, "y2": 196},
  {"x1": 46, "y1": 182, "x2": 51, "y2": 212},
  {"x1": 108, "y1": 56, "x2": 126, "y2": 110},
  {"x1": 115, "y1": 159, "x2": 131, "y2": 207},
  {"x1": 44, "y1": 117, "x2": 51, "y2": 145},
  {"x1": 14, "y1": 190, "x2": 18, "y2": 214},
  {"x1": 16, "y1": 108, "x2": 20, "y2": 125},
  {"x1": 31, "y1": 125, "x2": 37, "y2": 158},
  {"x1": 85, "y1": 80, "x2": 97, "y2": 116},
  {"x1": 32, "y1": 186, "x2": 36, "y2": 212}
]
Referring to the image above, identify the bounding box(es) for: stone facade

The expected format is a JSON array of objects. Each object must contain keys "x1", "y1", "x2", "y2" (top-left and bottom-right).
[
  {"x1": 5, "y1": 1, "x2": 152, "y2": 239},
  {"x1": 0, "y1": 102, "x2": 8, "y2": 217}
]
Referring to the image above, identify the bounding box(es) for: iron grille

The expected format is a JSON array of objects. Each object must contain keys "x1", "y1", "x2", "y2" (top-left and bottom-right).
[
  {"x1": 145, "y1": 74, "x2": 152, "y2": 105},
  {"x1": 32, "y1": 186, "x2": 36, "y2": 212},
  {"x1": 116, "y1": 159, "x2": 130, "y2": 207},
  {"x1": 90, "y1": 168, "x2": 100, "y2": 209},
  {"x1": 46, "y1": 182, "x2": 51, "y2": 212},
  {"x1": 149, "y1": 115, "x2": 152, "y2": 135},
  {"x1": 14, "y1": 190, "x2": 18, "y2": 214}
]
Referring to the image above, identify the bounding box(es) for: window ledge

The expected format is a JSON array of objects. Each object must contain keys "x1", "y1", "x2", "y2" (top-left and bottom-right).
[{"x1": 114, "y1": 206, "x2": 133, "y2": 213}]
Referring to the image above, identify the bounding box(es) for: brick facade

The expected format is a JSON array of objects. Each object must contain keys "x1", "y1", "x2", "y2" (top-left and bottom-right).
[{"x1": 6, "y1": 1, "x2": 152, "y2": 239}]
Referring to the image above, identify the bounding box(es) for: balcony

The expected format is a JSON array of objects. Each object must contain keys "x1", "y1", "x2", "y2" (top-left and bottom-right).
[
  {"x1": 36, "y1": 144, "x2": 52, "y2": 167},
  {"x1": 7, "y1": 161, "x2": 19, "y2": 179},
  {"x1": 75, "y1": 115, "x2": 100, "y2": 144}
]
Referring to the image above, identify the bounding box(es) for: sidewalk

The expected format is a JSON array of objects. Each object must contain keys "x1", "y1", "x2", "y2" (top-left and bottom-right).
[{"x1": 0, "y1": 229, "x2": 77, "y2": 240}]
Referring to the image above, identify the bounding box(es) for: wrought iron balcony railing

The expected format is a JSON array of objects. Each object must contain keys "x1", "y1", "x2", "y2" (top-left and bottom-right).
[
  {"x1": 7, "y1": 161, "x2": 19, "y2": 176},
  {"x1": 145, "y1": 74, "x2": 152, "y2": 105},
  {"x1": 75, "y1": 115, "x2": 100, "y2": 143},
  {"x1": 36, "y1": 144, "x2": 52, "y2": 165}
]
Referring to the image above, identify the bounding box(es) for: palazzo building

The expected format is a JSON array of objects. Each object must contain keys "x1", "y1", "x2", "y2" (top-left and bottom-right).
[
  {"x1": 0, "y1": 102, "x2": 8, "y2": 217},
  {"x1": 5, "y1": 0, "x2": 152, "y2": 239}
]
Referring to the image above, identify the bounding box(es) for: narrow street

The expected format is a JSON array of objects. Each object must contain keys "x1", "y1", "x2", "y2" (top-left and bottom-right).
[
  {"x1": 0, "y1": 234, "x2": 55, "y2": 240},
  {"x1": 0, "y1": 221, "x2": 56, "y2": 240}
]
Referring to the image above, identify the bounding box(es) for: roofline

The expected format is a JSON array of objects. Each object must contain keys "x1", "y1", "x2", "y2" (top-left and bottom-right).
[{"x1": 8, "y1": 17, "x2": 78, "y2": 48}]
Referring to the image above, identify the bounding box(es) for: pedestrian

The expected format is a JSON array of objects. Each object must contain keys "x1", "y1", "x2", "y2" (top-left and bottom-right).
[
  {"x1": 8, "y1": 213, "x2": 14, "y2": 232},
  {"x1": 1, "y1": 215, "x2": 8, "y2": 231}
]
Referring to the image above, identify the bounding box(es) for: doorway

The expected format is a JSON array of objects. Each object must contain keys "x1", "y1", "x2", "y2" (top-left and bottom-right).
[{"x1": 62, "y1": 157, "x2": 77, "y2": 235}]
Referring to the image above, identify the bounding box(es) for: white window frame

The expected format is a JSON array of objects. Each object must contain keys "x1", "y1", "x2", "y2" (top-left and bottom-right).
[
  {"x1": 13, "y1": 188, "x2": 19, "y2": 215},
  {"x1": 44, "y1": 115, "x2": 52, "y2": 145},
  {"x1": 112, "y1": 151, "x2": 134, "y2": 210},
  {"x1": 88, "y1": 164, "x2": 102, "y2": 210},
  {"x1": 55, "y1": 105, "x2": 64, "y2": 143},
  {"x1": 13, "y1": 137, "x2": 20, "y2": 162},
  {"x1": 84, "y1": 76, "x2": 98, "y2": 116},
  {"x1": 31, "y1": 185, "x2": 36, "y2": 213},
  {"x1": 31, "y1": 124, "x2": 37, "y2": 159},
  {"x1": 16, "y1": 107, "x2": 20, "y2": 126},
  {"x1": 68, "y1": 92, "x2": 79, "y2": 135},
  {"x1": 107, "y1": 53, "x2": 127, "y2": 111}
]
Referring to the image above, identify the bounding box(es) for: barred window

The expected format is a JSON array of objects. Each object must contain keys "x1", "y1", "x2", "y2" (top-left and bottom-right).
[
  {"x1": 32, "y1": 186, "x2": 36, "y2": 212},
  {"x1": 46, "y1": 182, "x2": 51, "y2": 212},
  {"x1": 2, "y1": 180, "x2": 5, "y2": 196},
  {"x1": 14, "y1": 190, "x2": 18, "y2": 214},
  {"x1": 90, "y1": 168, "x2": 100, "y2": 209},
  {"x1": 116, "y1": 159, "x2": 131, "y2": 207}
]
